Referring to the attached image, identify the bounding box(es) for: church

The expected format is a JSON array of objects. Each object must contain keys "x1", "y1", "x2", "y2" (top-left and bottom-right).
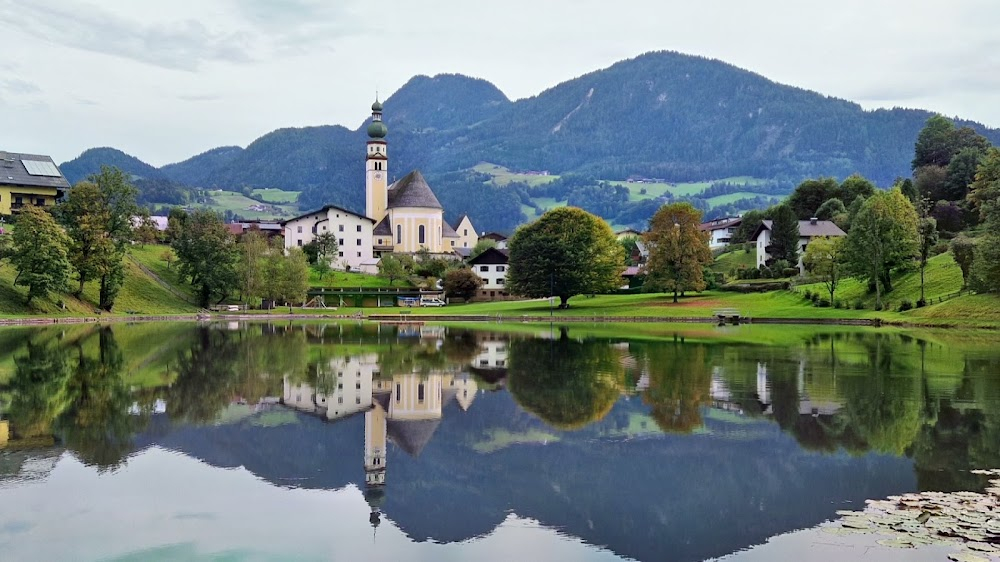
[{"x1": 282, "y1": 101, "x2": 478, "y2": 271}]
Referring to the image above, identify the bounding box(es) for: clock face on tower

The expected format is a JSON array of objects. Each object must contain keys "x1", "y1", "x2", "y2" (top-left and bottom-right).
[{"x1": 375, "y1": 173, "x2": 382, "y2": 179}]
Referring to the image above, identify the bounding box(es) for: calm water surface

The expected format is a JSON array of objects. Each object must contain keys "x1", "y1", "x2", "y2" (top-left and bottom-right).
[{"x1": 1, "y1": 322, "x2": 998, "y2": 561}]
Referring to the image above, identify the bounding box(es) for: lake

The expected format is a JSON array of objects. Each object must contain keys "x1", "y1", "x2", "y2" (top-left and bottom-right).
[{"x1": 1, "y1": 322, "x2": 998, "y2": 561}]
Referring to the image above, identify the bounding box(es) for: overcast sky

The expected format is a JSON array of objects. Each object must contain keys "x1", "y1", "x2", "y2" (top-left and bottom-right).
[{"x1": 2, "y1": 0, "x2": 998, "y2": 167}]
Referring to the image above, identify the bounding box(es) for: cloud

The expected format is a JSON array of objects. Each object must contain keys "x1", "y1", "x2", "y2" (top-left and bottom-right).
[
  {"x1": 0, "y1": 78, "x2": 41, "y2": 95},
  {"x1": 176, "y1": 93, "x2": 223, "y2": 102},
  {"x1": 229, "y1": 0, "x2": 367, "y2": 54},
  {"x1": 0, "y1": 0, "x2": 256, "y2": 71}
]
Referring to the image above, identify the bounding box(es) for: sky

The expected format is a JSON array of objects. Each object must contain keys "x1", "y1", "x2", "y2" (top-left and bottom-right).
[{"x1": 2, "y1": 0, "x2": 999, "y2": 167}]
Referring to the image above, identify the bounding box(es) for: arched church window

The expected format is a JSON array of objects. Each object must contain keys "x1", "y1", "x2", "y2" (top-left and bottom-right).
[
  {"x1": 397, "y1": 224, "x2": 402, "y2": 244},
  {"x1": 418, "y1": 225, "x2": 425, "y2": 244}
]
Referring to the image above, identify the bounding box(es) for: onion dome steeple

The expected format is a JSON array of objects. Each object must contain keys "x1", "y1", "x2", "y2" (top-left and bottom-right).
[{"x1": 367, "y1": 97, "x2": 387, "y2": 139}]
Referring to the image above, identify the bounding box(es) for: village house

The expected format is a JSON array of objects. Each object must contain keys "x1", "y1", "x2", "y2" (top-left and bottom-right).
[
  {"x1": 467, "y1": 247, "x2": 513, "y2": 301},
  {"x1": 699, "y1": 216, "x2": 742, "y2": 250},
  {"x1": 478, "y1": 231, "x2": 508, "y2": 250},
  {"x1": 0, "y1": 151, "x2": 69, "y2": 215},
  {"x1": 615, "y1": 228, "x2": 643, "y2": 240},
  {"x1": 281, "y1": 205, "x2": 376, "y2": 271},
  {"x1": 752, "y1": 218, "x2": 846, "y2": 273}
]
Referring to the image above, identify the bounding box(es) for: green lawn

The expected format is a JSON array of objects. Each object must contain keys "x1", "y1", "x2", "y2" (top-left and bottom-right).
[
  {"x1": 711, "y1": 249, "x2": 756, "y2": 274},
  {"x1": 309, "y1": 269, "x2": 413, "y2": 288},
  {"x1": 473, "y1": 163, "x2": 559, "y2": 187},
  {"x1": 129, "y1": 244, "x2": 199, "y2": 303},
  {"x1": 797, "y1": 253, "x2": 963, "y2": 309},
  {"x1": 251, "y1": 188, "x2": 299, "y2": 204},
  {"x1": 705, "y1": 192, "x2": 780, "y2": 208},
  {"x1": 198, "y1": 190, "x2": 298, "y2": 220}
]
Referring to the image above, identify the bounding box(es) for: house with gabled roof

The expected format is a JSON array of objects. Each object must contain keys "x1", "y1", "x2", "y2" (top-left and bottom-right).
[
  {"x1": 0, "y1": 151, "x2": 70, "y2": 215},
  {"x1": 282, "y1": 204, "x2": 376, "y2": 271},
  {"x1": 752, "y1": 218, "x2": 846, "y2": 273}
]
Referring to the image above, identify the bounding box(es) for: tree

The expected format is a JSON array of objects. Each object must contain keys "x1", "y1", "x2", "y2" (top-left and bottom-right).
[
  {"x1": 161, "y1": 249, "x2": 175, "y2": 271},
  {"x1": 443, "y1": 267, "x2": 483, "y2": 300},
  {"x1": 815, "y1": 198, "x2": 846, "y2": 221},
  {"x1": 838, "y1": 174, "x2": 876, "y2": 207},
  {"x1": 57, "y1": 166, "x2": 139, "y2": 310},
  {"x1": 235, "y1": 230, "x2": 268, "y2": 305},
  {"x1": 913, "y1": 115, "x2": 957, "y2": 170},
  {"x1": 914, "y1": 165, "x2": 948, "y2": 202},
  {"x1": 171, "y1": 209, "x2": 238, "y2": 308},
  {"x1": 377, "y1": 254, "x2": 407, "y2": 286},
  {"x1": 950, "y1": 235, "x2": 976, "y2": 289},
  {"x1": 9, "y1": 206, "x2": 72, "y2": 305},
  {"x1": 803, "y1": 236, "x2": 844, "y2": 305},
  {"x1": 469, "y1": 238, "x2": 497, "y2": 260},
  {"x1": 134, "y1": 213, "x2": 160, "y2": 246},
  {"x1": 643, "y1": 203, "x2": 712, "y2": 303},
  {"x1": 506, "y1": 207, "x2": 624, "y2": 308},
  {"x1": 967, "y1": 147, "x2": 1000, "y2": 226},
  {"x1": 768, "y1": 204, "x2": 800, "y2": 265},
  {"x1": 971, "y1": 235, "x2": 1000, "y2": 294},
  {"x1": 787, "y1": 177, "x2": 839, "y2": 219},
  {"x1": 307, "y1": 231, "x2": 338, "y2": 280},
  {"x1": 944, "y1": 147, "x2": 985, "y2": 201},
  {"x1": 917, "y1": 216, "x2": 938, "y2": 304},
  {"x1": 844, "y1": 189, "x2": 919, "y2": 309},
  {"x1": 731, "y1": 209, "x2": 763, "y2": 244}
]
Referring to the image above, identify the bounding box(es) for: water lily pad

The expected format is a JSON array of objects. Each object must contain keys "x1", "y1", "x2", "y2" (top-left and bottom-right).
[
  {"x1": 947, "y1": 553, "x2": 989, "y2": 562},
  {"x1": 965, "y1": 542, "x2": 1000, "y2": 553},
  {"x1": 876, "y1": 538, "x2": 914, "y2": 548}
]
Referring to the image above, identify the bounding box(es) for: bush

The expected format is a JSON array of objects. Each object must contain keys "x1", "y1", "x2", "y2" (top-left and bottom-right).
[
  {"x1": 834, "y1": 299, "x2": 844, "y2": 309},
  {"x1": 803, "y1": 289, "x2": 814, "y2": 301},
  {"x1": 772, "y1": 259, "x2": 791, "y2": 272},
  {"x1": 916, "y1": 298, "x2": 927, "y2": 308},
  {"x1": 816, "y1": 298, "x2": 831, "y2": 308},
  {"x1": 853, "y1": 299, "x2": 865, "y2": 310},
  {"x1": 898, "y1": 300, "x2": 913, "y2": 312},
  {"x1": 758, "y1": 266, "x2": 773, "y2": 279},
  {"x1": 782, "y1": 267, "x2": 800, "y2": 278},
  {"x1": 810, "y1": 292, "x2": 820, "y2": 303}
]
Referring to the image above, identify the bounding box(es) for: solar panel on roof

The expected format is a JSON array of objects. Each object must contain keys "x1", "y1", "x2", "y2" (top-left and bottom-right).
[{"x1": 22, "y1": 160, "x2": 62, "y2": 177}]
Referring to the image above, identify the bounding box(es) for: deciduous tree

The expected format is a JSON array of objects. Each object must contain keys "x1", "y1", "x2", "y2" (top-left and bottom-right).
[
  {"x1": 917, "y1": 216, "x2": 938, "y2": 304},
  {"x1": 643, "y1": 203, "x2": 712, "y2": 303},
  {"x1": 803, "y1": 236, "x2": 845, "y2": 305},
  {"x1": 950, "y1": 235, "x2": 976, "y2": 289},
  {"x1": 506, "y1": 207, "x2": 624, "y2": 308},
  {"x1": 844, "y1": 189, "x2": 919, "y2": 309},
  {"x1": 377, "y1": 254, "x2": 407, "y2": 286},
  {"x1": 171, "y1": 209, "x2": 238, "y2": 308},
  {"x1": 443, "y1": 267, "x2": 483, "y2": 300},
  {"x1": 10, "y1": 205, "x2": 72, "y2": 305}
]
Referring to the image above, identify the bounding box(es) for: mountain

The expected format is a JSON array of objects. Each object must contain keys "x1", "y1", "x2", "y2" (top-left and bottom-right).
[
  {"x1": 159, "y1": 146, "x2": 244, "y2": 187},
  {"x1": 60, "y1": 147, "x2": 166, "y2": 186},
  {"x1": 67, "y1": 51, "x2": 1000, "y2": 230}
]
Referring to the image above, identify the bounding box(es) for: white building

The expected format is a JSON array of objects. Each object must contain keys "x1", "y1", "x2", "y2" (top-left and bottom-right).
[
  {"x1": 752, "y1": 218, "x2": 846, "y2": 272},
  {"x1": 466, "y1": 247, "x2": 512, "y2": 301},
  {"x1": 699, "y1": 217, "x2": 742, "y2": 250},
  {"x1": 282, "y1": 353, "x2": 380, "y2": 421},
  {"x1": 281, "y1": 205, "x2": 376, "y2": 272}
]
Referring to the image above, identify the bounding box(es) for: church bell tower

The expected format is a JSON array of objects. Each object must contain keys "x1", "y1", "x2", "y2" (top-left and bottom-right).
[{"x1": 365, "y1": 100, "x2": 389, "y2": 220}]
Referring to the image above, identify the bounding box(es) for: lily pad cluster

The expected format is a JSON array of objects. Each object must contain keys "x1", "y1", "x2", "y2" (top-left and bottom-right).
[{"x1": 826, "y1": 469, "x2": 1000, "y2": 562}]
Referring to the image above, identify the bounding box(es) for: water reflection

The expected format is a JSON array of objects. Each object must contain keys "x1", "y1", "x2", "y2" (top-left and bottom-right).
[{"x1": 1, "y1": 323, "x2": 999, "y2": 561}]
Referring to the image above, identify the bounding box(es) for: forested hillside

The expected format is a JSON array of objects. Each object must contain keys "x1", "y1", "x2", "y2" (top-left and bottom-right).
[{"x1": 61, "y1": 51, "x2": 1000, "y2": 232}]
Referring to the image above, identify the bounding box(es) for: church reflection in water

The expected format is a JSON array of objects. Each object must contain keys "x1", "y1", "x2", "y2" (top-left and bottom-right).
[{"x1": 280, "y1": 326, "x2": 504, "y2": 529}]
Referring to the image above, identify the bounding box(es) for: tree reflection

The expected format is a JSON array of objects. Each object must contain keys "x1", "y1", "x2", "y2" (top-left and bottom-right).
[
  {"x1": 6, "y1": 339, "x2": 73, "y2": 439},
  {"x1": 636, "y1": 341, "x2": 712, "y2": 434},
  {"x1": 507, "y1": 330, "x2": 622, "y2": 430}
]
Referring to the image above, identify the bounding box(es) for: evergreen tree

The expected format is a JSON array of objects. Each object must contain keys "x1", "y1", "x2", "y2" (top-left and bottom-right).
[
  {"x1": 768, "y1": 204, "x2": 801, "y2": 266},
  {"x1": 643, "y1": 203, "x2": 713, "y2": 303}
]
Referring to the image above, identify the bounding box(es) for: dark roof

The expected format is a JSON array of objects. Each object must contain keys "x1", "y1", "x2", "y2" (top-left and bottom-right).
[
  {"x1": 454, "y1": 247, "x2": 472, "y2": 258},
  {"x1": 453, "y1": 214, "x2": 472, "y2": 229},
  {"x1": 0, "y1": 152, "x2": 71, "y2": 191},
  {"x1": 387, "y1": 418, "x2": 440, "y2": 457},
  {"x1": 751, "y1": 219, "x2": 846, "y2": 242},
  {"x1": 467, "y1": 247, "x2": 509, "y2": 265},
  {"x1": 373, "y1": 216, "x2": 392, "y2": 236},
  {"x1": 699, "y1": 217, "x2": 742, "y2": 232},
  {"x1": 280, "y1": 205, "x2": 375, "y2": 225},
  {"x1": 372, "y1": 391, "x2": 391, "y2": 412},
  {"x1": 443, "y1": 220, "x2": 459, "y2": 238},
  {"x1": 387, "y1": 170, "x2": 442, "y2": 209},
  {"x1": 479, "y1": 232, "x2": 508, "y2": 242}
]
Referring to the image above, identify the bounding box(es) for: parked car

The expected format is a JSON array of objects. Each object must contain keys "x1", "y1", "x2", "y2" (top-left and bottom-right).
[{"x1": 421, "y1": 298, "x2": 446, "y2": 307}]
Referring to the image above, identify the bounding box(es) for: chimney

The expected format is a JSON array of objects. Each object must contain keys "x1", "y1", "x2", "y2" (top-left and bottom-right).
[{"x1": 810, "y1": 217, "x2": 818, "y2": 225}]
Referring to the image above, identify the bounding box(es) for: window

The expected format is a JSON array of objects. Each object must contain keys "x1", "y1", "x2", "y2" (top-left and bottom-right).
[
  {"x1": 338, "y1": 251, "x2": 344, "y2": 257},
  {"x1": 356, "y1": 382, "x2": 361, "y2": 389},
  {"x1": 339, "y1": 225, "x2": 344, "y2": 232},
  {"x1": 377, "y1": 238, "x2": 382, "y2": 245},
  {"x1": 357, "y1": 225, "x2": 362, "y2": 232},
  {"x1": 418, "y1": 225, "x2": 425, "y2": 245},
  {"x1": 356, "y1": 239, "x2": 361, "y2": 246},
  {"x1": 451, "y1": 241, "x2": 455, "y2": 247},
  {"x1": 497, "y1": 266, "x2": 506, "y2": 272},
  {"x1": 338, "y1": 239, "x2": 344, "y2": 246},
  {"x1": 396, "y1": 384, "x2": 401, "y2": 401},
  {"x1": 464, "y1": 229, "x2": 468, "y2": 236},
  {"x1": 36, "y1": 198, "x2": 44, "y2": 206},
  {"x1": 297, "y1": 226, "x2": 303, "y2": 234},
  {"x1": 356, "y1": 397, "x2": 361, "y2": 404},
  {"x1": 397, "y1": 225, "x2": 402, "y2": 244},
  {"x1": 418, "y1": 383, "x2": 425, "y2": 402},
  {"x1": 322, "y1": 225, "x2": 327, "y2": 231},
  {"x1": 479, "y1": 265, "x2": 488, "y2": 272},
  {"x1": 497, "y1": 279, "x2": 505, "y2": 285},
  {"x1": 357, "y1": 252, "x2": 361, "y2": 257},
  {"x1": 338, "y1": 397, "x2": 343, "y2": 404},
  {"x1": 296, "y1": 240, "x2": 302, "y2": 247}
]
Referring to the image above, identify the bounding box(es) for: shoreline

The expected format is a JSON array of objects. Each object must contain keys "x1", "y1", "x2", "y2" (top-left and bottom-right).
[{"x1": 0, "y1": 312, "x2": 995, "y2": 331}]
